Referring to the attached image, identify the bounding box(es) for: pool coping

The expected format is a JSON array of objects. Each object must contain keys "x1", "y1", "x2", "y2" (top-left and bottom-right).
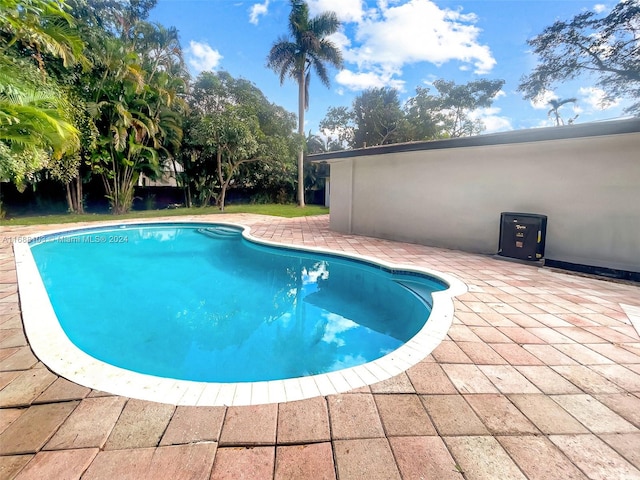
[{"x1": 14, "y1": 219, "x2": 467, "y2": 406}]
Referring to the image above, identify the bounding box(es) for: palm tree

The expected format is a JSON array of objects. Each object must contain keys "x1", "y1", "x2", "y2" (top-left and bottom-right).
[
  {"x1": 134, "y1": 22, "x2": 186, "y2": 83},
  {"x1": 84, "y1": 20, "x2": 187, "y2": 215},
  {"x1": 0, "y1": 0, "x2": 85, "y2": 70},
  {"x1": 547, "y1": 97, "x2": 578, "y2": 126},
  {"x1": 0, "y1": 61, "x2": 79, "y2": 187},
  {"x1": 0, "y1": 0, "x2": 82, "y2": 190},
  {"x1": 267, "y1": 0, "x2": 342, "y2": 207}
]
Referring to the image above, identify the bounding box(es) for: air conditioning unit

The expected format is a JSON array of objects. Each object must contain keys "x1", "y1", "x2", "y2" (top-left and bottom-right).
[{"x1": 498, "y1": 212, "x2": 547, "y2": 261}]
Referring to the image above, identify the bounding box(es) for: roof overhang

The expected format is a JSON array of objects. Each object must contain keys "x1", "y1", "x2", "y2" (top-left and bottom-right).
[{"x1": 310, "y1": 117, "x2": 640, "y2": 163}]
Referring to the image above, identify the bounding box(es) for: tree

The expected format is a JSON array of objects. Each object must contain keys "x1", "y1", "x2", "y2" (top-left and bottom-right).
[
  {"x1": 404, "y1": 86, "x2": 442, "y2": 141},
  {"x1": 518, "y1": 1, "x2": 640, "y2": 115},
  {"x1": 0, "y1": 0, "x2": 82, "y2": 194},
  {"x1": 547, "y1": 97, "x2": 578, "y2": 126},
  {"x1": 0, "y1": 59, "x2": 79, "y2": 187},
  {"x1": 0, "y1": 0, "x2": 85, "y2": 70},
  {"x1": 321, "y1": 88, "x2": 409, "y2": 148},
  {"x1": 267, "y1": 0, "x2": 343, "y2": 207},
  {"x1": 352, "y1": 88, "x2": 409, "y2": 147},
  {"x1": 87, "y1": 37, "x2": 151, "y2": 214},
  {"x1": 1, "y1": 0, "x2": 189, "y2": 215},
  {"x1": 305, "y1": 130, "x2": 342, "y2": 154},
  {"x1": 319, "y1": 106, "x2": 355, "y2": 148},
  {"x1": 321, "y1": 78, "x2": 505, "y2": 148},
  {"x1": 181, "y1": 72, "x2": 297, "y2": 210},
  {"x1": 86, "y1": 27, "x2": 185, "y2": 214},
  {"x1": 426, "y1": 79, "x2": 505, "y2": 138},
  {"x1": 68, "y1": 0, "x2": 158, "y2": 41},
  {"x1": 199, "y1": 112, "x2": 256, "y2": 210},
  {"x1": 46, "y1": 0, "x2": 187, "y2": 215},
  {"x1": 47, "y1": 92, "x2": 98, "y2": 213}
]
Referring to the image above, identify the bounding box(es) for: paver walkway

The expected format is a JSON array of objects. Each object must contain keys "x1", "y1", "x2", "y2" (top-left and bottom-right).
[{"x1": 1, "y1": 214, "x2": 639, "y2": 480}]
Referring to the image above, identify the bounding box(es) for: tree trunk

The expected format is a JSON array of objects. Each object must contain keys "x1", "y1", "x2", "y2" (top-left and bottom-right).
[
  {"x1": 65, "y1": 183, "x2": 74, "y2": 213},
  {"x1": 186, "y1": 183, "x2": 192, "y2": 208},
  {"x1": 76, "y1": 175, "x2": 84, "y2": 214},
  {"x1": 297, "y1": 70, "x2": 306, "y2": 207},
  {"x1": 65, "y1": 175, "x2": 84, "y2": 214},
  {"x1": 216, "y1": 149, "x2": 225, "y2": 211},
  {"x1": 219, "y1": 181, "x2": 228, "y2": 212},
  {"x1": 104, "y1": 169, "x2": 135, "y2": 215},
  {"x1": 202, "y1": 191, "x2": 212, "y2": 207}
]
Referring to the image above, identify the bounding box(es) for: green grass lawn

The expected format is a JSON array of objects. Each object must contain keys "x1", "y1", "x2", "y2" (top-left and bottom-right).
[{"x1": 0, "y1": 204, "x2": 329, "y2": 226}]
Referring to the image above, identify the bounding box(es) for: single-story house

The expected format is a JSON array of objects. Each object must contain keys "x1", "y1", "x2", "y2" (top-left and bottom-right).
[{"x1": 310, "y1": 117, "x2": 640, "y2": 279}]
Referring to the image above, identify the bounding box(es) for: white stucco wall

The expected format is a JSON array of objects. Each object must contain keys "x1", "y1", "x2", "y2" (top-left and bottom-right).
[{"x1": 325, "y1": 126, "x2": 640, "y2": 273}]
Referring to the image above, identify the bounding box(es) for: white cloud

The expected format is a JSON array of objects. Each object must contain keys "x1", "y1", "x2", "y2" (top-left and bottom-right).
[
  {"x1": 347, "y1": 0, "x2": 495, "y2": 73},
  {"x1": 536, "y1": 118, "x2": 557, "y2": 128},
  {"x1": 249, "y1": 0, "x2": 269, "y2": 25},
  {"x1": 469, "y1": 107, "x2": 513, "y2": 133},
  {"x1": 187, "y1": 41, "x2": 223, "y2": 73},
  {"x1": 593, "y1": 3, "x2": 608, "y2": 13},
  {"x1": 328, "y1": 31, "x2": 352, "y2": 52},
  {"x1": 307, "y1": 0, "x2": 365, "y2": 23},
  {"x1": 579, "y1": 86, "x2": 620, "y2": 110},
  {"x1": 333, "y1": 0, "x2": 496, "y2": 92},
  {"x1": 321, "y1": 313, "x2": 358, "y2": 346},
  {"x1": 336, "y1": 69, "x2": 405, "y2": 91},
  {"x1": 529, "y1": 90, "x2": 557, "y2": 110}
]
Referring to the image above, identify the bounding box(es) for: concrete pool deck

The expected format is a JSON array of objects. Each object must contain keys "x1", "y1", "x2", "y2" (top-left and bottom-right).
[{"x1": 1, "y1": 213, "x2": 639, "y2": 479}]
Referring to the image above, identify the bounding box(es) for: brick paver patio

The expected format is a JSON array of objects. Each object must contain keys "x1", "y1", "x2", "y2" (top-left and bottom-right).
[{"x1": 1, "y1": 214, "x2": 639, "y2": 479}]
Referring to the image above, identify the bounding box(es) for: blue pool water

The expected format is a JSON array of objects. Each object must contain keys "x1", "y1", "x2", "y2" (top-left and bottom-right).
[{"x1": 30, "y1": 223, "x2": 446, "y2": 382}]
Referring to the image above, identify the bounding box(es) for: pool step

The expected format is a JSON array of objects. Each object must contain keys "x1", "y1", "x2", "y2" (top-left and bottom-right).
[
  {"x1": 196, "y1": 227, "x2": 242, "y2": 239},
  {"x1": 395, "y1": 280, "x2": 434, "y2": 308}
]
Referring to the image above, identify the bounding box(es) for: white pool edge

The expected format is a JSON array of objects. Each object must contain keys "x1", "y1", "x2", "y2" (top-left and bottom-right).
[{"x1": 15, "y1": 219, "x2": 467, "y2": 406}]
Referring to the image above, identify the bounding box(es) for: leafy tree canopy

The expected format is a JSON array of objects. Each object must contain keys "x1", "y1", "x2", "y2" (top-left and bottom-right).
[
  {"x1": 320, "y1": 78, "x2": 504, "y2": 149},
  {"x1": 66, "y1": 0, "x2": 157, "y2": 40},
  {"x1": 0, "y1": 0, "x2": 85, "y2": 69},
  {"x1": 518, "y1": 0, "x2": 640, "y2": 115},
  {"x1": 180, "y1": 71, "x2": 297, "y2": 209},
  {"x1": 0, "y1": 0, "x2": 82, "y2": 190},
  {"x1": 71, "y1": 0, "x2": 187, "y2": 214},
  {"x1": 353, "y1": 88, "x2": 410, "y2": 147},
  {"x1": 266, "y1": 0, "x2": 343, "y2": 107},
  {"x1": 407, "y1": 79, "x2": 505, "y2": 139}
]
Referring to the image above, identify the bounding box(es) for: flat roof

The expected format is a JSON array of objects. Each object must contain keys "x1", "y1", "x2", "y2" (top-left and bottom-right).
[{"x1": 309, "y1": 117, "x2": 640, "y2": 162}]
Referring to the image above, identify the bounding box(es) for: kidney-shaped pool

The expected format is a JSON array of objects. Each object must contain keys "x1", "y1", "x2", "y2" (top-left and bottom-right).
[{"x1": 15, "y1": 222, "x2": 466, "y2": 406}]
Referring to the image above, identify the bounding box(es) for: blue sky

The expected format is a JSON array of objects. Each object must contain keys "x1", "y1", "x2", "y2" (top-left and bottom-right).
[{"x1": 149, "y1": 0, "x2": 631, "y2": 135}]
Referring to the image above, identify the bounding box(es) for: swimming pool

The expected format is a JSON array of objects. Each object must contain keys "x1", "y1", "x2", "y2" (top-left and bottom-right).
[{"x1": 15, "y1": 220, "x2": 466, "y2": 406}]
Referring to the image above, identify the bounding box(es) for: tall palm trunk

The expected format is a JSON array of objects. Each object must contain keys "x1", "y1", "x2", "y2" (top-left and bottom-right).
[
  {"x1": 297, "y1": 69, "x2": 306, "y2": 207},
  {"x1": 268, "y1": 1, "x2": 343, "y2": 207}
]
